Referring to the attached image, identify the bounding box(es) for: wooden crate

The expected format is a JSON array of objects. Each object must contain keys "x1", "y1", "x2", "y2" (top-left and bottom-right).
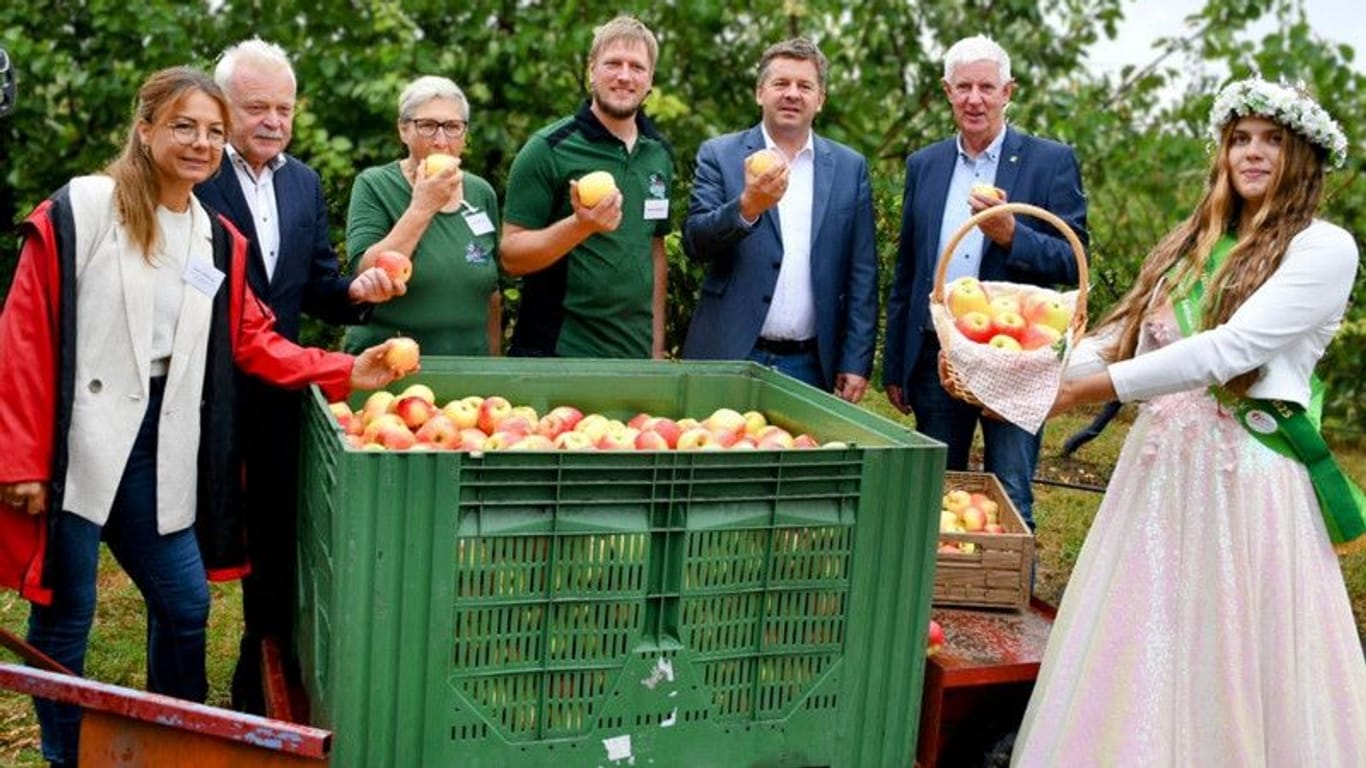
[{"x1": 933, "y1": 471, "x2": 1034, "y2": 611}]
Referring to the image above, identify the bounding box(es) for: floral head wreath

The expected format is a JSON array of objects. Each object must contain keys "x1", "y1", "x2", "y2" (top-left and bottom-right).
[{"x1": 1209, "y1": 76, "x2": 1348, "y2": 169}]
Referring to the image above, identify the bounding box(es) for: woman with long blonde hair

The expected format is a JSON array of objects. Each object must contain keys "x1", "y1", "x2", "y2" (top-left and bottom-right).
[{"x1": 1013, "y1": 78, "x2": 1365, "y2": 766}]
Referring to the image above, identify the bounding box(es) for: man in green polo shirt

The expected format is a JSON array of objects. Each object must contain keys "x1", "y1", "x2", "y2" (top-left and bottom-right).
[{"x1": 500, "y1": 15, "x2": 672, "y2": 359}]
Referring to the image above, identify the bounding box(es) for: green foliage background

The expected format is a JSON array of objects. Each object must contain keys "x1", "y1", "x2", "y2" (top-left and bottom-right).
[{"x1": 1, "y1": 0, "x2": 1362, "y2": 435}]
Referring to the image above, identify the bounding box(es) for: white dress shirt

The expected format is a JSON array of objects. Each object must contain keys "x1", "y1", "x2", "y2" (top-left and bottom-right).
[
  {"x1": 938, "y1": 126, "x2": 1007, "y2": 286},
  {"x1": 227, "y1": 144, "x2": 287, "y2": 280},
  {"x1": 758, "y1": 125, "x2": 817, "y2": 341}
]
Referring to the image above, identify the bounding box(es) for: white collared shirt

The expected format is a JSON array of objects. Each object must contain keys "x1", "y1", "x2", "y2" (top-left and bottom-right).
[
  {"x1": 758, "y1": 125, "x2": 817, "y2": 341},
  {"x1": 227, "y1": 144, "x2": 287, "y2": 281}
]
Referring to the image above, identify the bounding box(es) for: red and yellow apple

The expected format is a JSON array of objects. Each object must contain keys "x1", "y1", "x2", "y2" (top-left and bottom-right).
[
  {"x1": 383, "y1": 337, "x2": 421, "y2": 374},
  {"x1": 970, "y1": 183, "x2": 1004, "y2": 200},
  {"x1": 746, "y1": 148, "x2": 783, "y2": 176},
  {"x1": 414, "y1": 414, "x2": 459, "y2": 449},
  {"x1": 575, "y1": 170, "x2": 617, "y2": 208},
  {"x1": 553, "y1": 431, "x2": 596, "y2": 451},
  {"x1": 988, "y1": 334, "x2": 1023, "y2": 352},
  {"x1": 477, "y1": 396, "x2": 513, "y2": 434},
  {"x1": 1023, "y1": 295, "x2": 1071, "y2": 333},
  {"x1": 954, "y1": 311, "x2": 994, "y2": 343},
  {"x1": 394, "y1": 395, "x2": 436, "y2": 429},
  {"x1": 423, "y1": 152, "x2": 460, "y2": 177},
  {"x1": 441, "y1": 399, "x2": 480, "y2": 430},
  {"x1": 1020, "y1": 323, "x2": 1063, "y2": 351},
  {"x1": 374, "y1": 250, "x2": 413, "y2": 282},
  {"x1": 945, "y1": 278, "x2": 991, "y2": 318},
  {"x1": 990, "y1": 311, "x2": 1027, "y2": 341}
]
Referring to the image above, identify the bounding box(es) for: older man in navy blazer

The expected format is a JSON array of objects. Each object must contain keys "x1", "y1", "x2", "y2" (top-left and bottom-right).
[
  {"x1": 195, "y1": 38, "x2": 399, "y2": 714},
  {"x1": 883, "y1": 35, "x2": 1088, "y2": 528},
  {"x1": 682, "y1": 38, "x2": 878, "y2": 402}
]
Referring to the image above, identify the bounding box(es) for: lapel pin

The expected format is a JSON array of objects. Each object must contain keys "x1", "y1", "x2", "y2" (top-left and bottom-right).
[{"x1": 1009, "y1": 155, "x2": 1018, "y2": 164}]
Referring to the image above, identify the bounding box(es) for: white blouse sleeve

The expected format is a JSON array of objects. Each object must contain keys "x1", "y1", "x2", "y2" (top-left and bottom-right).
[{"x1": 1108, "y1": 222, "x2": 1358, "y2": 403}]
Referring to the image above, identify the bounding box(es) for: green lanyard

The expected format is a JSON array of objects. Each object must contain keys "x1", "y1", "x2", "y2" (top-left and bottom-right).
[{"x1": 1171, "y1": 235, "x2": 1365, "y2": 545}]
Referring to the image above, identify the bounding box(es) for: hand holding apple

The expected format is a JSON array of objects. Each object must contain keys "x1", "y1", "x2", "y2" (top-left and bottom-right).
[{"x1": 352, "y1": 339, "x2": 418, "y2": 390}]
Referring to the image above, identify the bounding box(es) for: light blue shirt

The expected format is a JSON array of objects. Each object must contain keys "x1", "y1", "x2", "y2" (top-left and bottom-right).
[{"x1": 937, "y1": 127, "x2": 1007, "y2": 286}]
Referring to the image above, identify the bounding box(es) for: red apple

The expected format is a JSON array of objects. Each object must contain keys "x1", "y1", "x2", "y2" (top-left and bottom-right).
[
  {"x1": 477, "y1": 396, "x2": 513, "y2": 434},
  {"x1": 596, "y1": 425, "x2": 640, "y2": 451},
  {"x1": 375, "y1": 422, "x2": 417, "y2": 450},
  {"x1": 792, "y1": 434, "x2": 819, "y2": 449},
  {"x1": 634, "y1": 430, "x2": 670, "y2": 451},
  {"x1": 398, "y1": 383, "x2": 435, "y2": 404},
  {"x1": 374, "y1": 250, "x2": 412, "y2": 282},
  {"x1": 535, "y1": 414, "x2": 569, "y2": 439},
  {"x1": 394, "y1": 396, "x2": 436, "y2": 429},
  {"x1": 988, "y1": 334, "x2": 1023, "y2": 352},
  {"x1": 1020, "y1": 323, "x2": 1063, "y2": 351},
  {"x1": 983, "y1": 523, "x2": 1006, "y2": 534},
  {"x1": 455, "y1": 428, "x2": 488, "y2": 451},
  {"x1": 641, "y1": 417, "x2": 682, "y2": 448},
  {"x1": 547, "y1": 405, "x2": 584, "y2": 432},
  {"x1": 414, "y1": 414, "x2": 459, "y2": 449},
  {"x1": 383, "y1": 337, "x2": 421, "y2": 374},
  {"x1": 926, "y1": 619, "x2": 946, "y2": 656},
  {"x1": 960, "y1": 506, "x2": 988, "y2": 532},
  {"x1": 969, "y1": 493, "x2": 1000, "y2": 518},
  {"x1": 755, "y1": 425, "x2": 794, "y2": 449},
  {"x1": 990, "y1": 311, "x2": 1027, "y2": 341},
  {"x1": 495, "y1": 414, "x2": 534, "y2": 436},
  {"x1": 627, "y1": 412, "x2": 653, "y2": 430},
  {"x1": 954, "y1": 311, "x2": 994, "y2": 343},
  {"x1": 945, "y1": 278, "x2": 990, "y2": 318},
  {"x1": 362, "y1": 413, "x2": 405, "y2": 443},
  {"x1": 730, "y1": 437, "x2": 759, "y2": 450}
]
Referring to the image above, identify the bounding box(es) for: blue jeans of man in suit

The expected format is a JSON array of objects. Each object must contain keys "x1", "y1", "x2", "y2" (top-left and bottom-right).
[
  {"x1": 28, "y1": 377, "x2": 211, "y2": 765},
  {"x1": 747, "y1": 345, "x2": 824, "y2": 390},
  {"x1": 908, "y1": 333, "x2": 1041, "y2": 528}
]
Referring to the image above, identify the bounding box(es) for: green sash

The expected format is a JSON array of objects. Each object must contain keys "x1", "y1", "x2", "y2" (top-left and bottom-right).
[{"x1": 1171, "y1": 235, "x2": 1365, "y2": 545}]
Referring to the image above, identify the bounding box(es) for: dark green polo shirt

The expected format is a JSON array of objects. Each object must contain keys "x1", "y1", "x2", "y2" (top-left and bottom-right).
[{"x1": 503, "y1": 101, "x2": 673, "y2": 359}]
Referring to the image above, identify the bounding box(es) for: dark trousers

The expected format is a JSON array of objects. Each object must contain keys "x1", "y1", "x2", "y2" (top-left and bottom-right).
[
  {"x1": 29, "y1": 377, "x2": 211, "y2": 764},
  {"x1": 907, "y1": 334, "x2": 1042, "y2": 528},
  {"x1": 231, "y1": 385, "x2": 304, "y2": 714},
  {"x1": 746, "y1": 345, "x2": 825, "y2": 390}
]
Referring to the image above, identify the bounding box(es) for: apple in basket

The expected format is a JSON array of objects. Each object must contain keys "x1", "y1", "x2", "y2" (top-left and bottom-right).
[
  {"x1": 1024, "y1": 295, "x2": 1072, "y2": 333},
  {"x1": 945, "y1": 278, "x2": 991, "y2": 318},
  {"x1": 1020, "y1": 323, "x2": 1063, "y2": 351},
  {"x1": 954, "y1": 311, "x2": 994, "y2": 343},
  {"x1": 988, "y1": 334, "x2": 1023, "y2": 352}
]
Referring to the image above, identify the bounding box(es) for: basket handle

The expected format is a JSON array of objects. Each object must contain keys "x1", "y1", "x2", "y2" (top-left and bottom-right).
[{"x1": 931, "y1": 202, "x2": 1089, "y2": 334}]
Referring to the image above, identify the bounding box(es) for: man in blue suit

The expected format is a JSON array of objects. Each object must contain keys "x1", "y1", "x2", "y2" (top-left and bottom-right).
[
  {"x1": 883, "y1": 35, "x2": 1088, "y2": 528},
  {"x1": 681, "y1": 38, "x2": 878, "y2": 402},
  {"x1": 195, "y1": 38, "x2": 400, "y2": 714}
]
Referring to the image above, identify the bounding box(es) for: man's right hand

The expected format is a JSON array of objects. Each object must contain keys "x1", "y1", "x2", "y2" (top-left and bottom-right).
[
  {"x1": 739, "y1": 154, "x2": 789, "y2": 221},
  {"x1": 348, "y1": 266, "x2": 407, "y2": 304},
  {"x1": 885, "y1": 384, "x2": 910, "y2": 415},
  {"x1": 569, "y1": 181, "x2": 623, "y2": 234}
]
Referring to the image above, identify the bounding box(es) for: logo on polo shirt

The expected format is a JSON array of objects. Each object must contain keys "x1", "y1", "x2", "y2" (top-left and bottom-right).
[
  {"x1": 647, "y1": 173, "x2": 667, "y2": 199},
  {"x1": 465, "y1": 241, "x2": 490, "y2": 264}
]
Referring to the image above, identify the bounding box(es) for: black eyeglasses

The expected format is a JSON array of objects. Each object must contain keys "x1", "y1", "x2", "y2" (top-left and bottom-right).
[
  {"x1": 166, "y1": 120, "x2": 227, "y2": 149},
  {"x1": 404, "y1": 118, "x2": 468, "y2": 139}
]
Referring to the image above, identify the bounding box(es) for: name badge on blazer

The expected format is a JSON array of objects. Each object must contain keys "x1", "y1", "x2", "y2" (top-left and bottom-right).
[{"x1": 183, "y1": 258, "x2": 225, "y2": 297}]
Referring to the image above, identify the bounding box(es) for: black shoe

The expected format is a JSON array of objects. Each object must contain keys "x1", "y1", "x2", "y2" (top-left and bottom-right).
[{"x1": 230, "y1": 636, "x2": 266, "y2": 715}]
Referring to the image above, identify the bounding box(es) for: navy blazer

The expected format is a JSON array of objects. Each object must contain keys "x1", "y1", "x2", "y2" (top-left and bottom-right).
[
  {"x1": 681, "y1": 125, "x2": 879, "y2": 389},
  {"x1": 882, "y1": 126, "x2": 1089, "y2": 392},
  {"x1": 195, "y1": 154, "x2": 362, "y2": 340}
]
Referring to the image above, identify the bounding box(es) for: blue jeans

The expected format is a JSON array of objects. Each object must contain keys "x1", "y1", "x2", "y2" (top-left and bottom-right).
[
  {"x1": 746, "y1": 346, "x2": 825, "y2": 390},
  {"x1": 907, "y1": 334, "x2": 1042, "y2": 528},
  {"x1": 28, "y1": 377, "x2": 210, "y2": 764}
]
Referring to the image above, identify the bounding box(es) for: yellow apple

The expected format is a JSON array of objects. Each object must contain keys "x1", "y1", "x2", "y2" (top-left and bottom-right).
[
  {"x1": 970, "y1": 183, "x2": 1004, "y2": 200},
  {"x1": 745, "y1": 148, "x2": 783, "y2": 175},
  {"x1": 423, "y1": 152, "x2": 460, "y2": 177},
  {"x1": 575, "y1": 171, "x2": 617, "y2": 208},
  {"x1": 945, "y1": 278, "x2": 991, "y2": 319}
]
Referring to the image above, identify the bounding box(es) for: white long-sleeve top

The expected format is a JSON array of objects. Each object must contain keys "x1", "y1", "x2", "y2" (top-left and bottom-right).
[{"x1": 1067, "y1": 220, "x2": 1358, "y2": 408}]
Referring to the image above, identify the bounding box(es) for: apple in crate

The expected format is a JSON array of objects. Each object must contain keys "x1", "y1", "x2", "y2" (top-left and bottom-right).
[
  {"x1": 553, "y1": 431, "x2": 596, "y2": 451},
  {"x1": 394, "y1": 396, "x2": 436, "y2": 429},
  {"x1": 926, "y1": 619, "x2": 946, "y2": 656},
  {"x1": 641, "y1": 417, "x2": 682, "y2": 448},
  {"x1": 477, "y1": 396, "x2": 513, "y2": 434},
  {"x1": 414, "y1": 414, "x2": 459, "y2": 449},
  {"x1": 547, "y1": 405, "x2": 584, "y2": 431},
  {"x1": 441, "y1": 399, "x2": 479, "y2": 430}
]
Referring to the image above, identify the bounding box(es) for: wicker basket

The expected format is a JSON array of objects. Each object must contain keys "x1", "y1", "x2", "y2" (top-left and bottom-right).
[
  {"x1": 933, "y1": 471, "x2": 1034, "y2": 612},
  {"x1": 931, "y1": 202, "x2": 1090, "y2": 407}
]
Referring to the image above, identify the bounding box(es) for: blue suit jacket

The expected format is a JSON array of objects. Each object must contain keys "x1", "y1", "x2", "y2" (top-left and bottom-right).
[
  {"x1": 680, "y1": 125, "x2": 879, "y2": 389},
  {"x1": 882, "y1": 126, "x2": 1089, "y2": 392},
  {"x1": 195, "y1": 154, "x2": 362, "y2": 341}
]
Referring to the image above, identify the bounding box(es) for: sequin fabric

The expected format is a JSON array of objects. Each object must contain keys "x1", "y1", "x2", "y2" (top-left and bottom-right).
[{"x1": 1012, "y1": 310, "x2": 1366, "y2": 767}]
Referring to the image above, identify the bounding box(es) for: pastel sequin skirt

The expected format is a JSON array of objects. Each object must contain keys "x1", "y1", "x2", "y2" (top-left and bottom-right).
[{"x1": 1012, "y1": 390, "x2": 1366, "y2": 767}]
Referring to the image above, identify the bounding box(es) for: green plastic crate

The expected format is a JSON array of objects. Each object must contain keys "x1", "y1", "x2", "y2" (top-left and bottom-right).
[{"x1": 296, "y1": 358, "x2": 946, "y2": 767}]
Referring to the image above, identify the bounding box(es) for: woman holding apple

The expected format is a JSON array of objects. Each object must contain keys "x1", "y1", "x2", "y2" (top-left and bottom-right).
[
  {"x1": 343, "y1": 75, "x2": 503, "y2": 357},
  {"x1": 0, "y1": 67, "x2": 410, "y2": 767},
  {"x1": 1013, "y1": 78, "x2": 1365, "y2": 765}
]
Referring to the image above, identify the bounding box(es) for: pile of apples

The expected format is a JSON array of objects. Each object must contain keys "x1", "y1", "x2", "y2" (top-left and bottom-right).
[
  {"x1": 329, "y1": 387, "x2": 839, "y2": 452},
  {"x1": 944, "y1": 277, "x2": 1071, "y2": 353},
  {"x1": 937, "y1": 487, "x2": 1006, "y2": 554}
]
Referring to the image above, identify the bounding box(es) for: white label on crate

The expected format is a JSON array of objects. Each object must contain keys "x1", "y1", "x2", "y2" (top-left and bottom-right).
[
  {"x1": 660, "y1": 707, "x2": 678, "y2": 727},
  {"x1": 603, "y1": 734, "x2": 632, "y2": 761}
]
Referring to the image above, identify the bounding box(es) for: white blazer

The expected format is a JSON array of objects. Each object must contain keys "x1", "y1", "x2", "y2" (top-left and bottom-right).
[
  {"x1": 62, "y1": 176, "x2": 219, "y2": 534},
  {"x1": 1067, "y1": 220, "x2": 1358, "y2": 408}
]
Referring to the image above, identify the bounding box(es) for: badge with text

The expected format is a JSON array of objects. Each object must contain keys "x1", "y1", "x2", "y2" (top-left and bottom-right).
[
  {"x1": 643, "y1": 198, "x2": 669, "y2": 220},
  {"x1": 463, "y1": 207, "x2": 495, "y2": 236},
  {"x1": 183, "y1": 258, "x2": 225, "y2": 297}
]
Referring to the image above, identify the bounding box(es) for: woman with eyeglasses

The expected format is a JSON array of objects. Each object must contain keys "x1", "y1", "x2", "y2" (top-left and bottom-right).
[
  {"x1": 343, "y1": 75, "x2": 503, "y2": 357},
  {"x1": 0, "y1": 66, "x2": 412, "y2": 767}
]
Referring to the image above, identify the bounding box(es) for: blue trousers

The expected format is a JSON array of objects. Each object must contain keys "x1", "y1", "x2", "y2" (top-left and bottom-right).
[
  {"x1": 907, "y1": 334, "x2": 1042, "y2": 528},
  {"x1": 746, "y1": 346, "x2": 825, "y2": 390},
  {"x1": 28, "y1": 378, "x2": 211, "y2": 764}
]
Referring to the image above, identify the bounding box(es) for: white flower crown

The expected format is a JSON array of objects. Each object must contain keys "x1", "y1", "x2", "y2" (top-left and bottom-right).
[{"x1": 1209, "y1": 77, "x2": 1348, "y2": 169}]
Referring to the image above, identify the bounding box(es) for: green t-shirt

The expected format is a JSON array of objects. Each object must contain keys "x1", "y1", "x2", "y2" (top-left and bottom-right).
[
  {"x1": 343, "y1": 161, "x2": 500, "y2": 356},
  {"x1": 502, "y1": 103, "x2": 673, "y2": 359}
]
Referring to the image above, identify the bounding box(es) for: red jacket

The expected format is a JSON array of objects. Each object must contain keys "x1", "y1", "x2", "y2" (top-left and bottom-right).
[{"x1": 0, "y1": 184, "x2": 355, "y2": 604}]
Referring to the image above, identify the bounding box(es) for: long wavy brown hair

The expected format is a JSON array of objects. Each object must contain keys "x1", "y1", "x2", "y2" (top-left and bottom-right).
[
  {"x1": 103, "y1": 67, "x2": 229, "y2": 261},
  {"x1": 1096, "y1": 116, "x2": 1327, "y2": 396}
]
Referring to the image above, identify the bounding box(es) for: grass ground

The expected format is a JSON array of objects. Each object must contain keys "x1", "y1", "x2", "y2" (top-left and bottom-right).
[{"x1": 1, "y1": 398, "x2": 1362, "y2": 766}]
